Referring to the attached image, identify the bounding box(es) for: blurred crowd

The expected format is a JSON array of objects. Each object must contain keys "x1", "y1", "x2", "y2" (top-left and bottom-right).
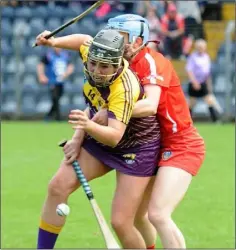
[{"x1": 2, "y1": 0, "x2": 224, "y2": 60}]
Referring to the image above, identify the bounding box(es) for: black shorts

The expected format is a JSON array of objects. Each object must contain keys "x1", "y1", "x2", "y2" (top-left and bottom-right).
[{"x1": 188, "y1": 82, "x2": 209, "y2": 98}]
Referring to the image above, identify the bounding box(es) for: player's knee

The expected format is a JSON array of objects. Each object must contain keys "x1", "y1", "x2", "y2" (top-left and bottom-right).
[
  {"x1": 134, "y1": 213, "x2": 149, "y2": 227},
  {"x1": 111, "y1": 214, "x2": 132, "y2": 233},
  {"x1": 204, "y1": 95, "x2": 214, "y2": 105},
  {"x1": 48, "y1": 176, "x2": 70, "y2": 199},
  {"x1": 148, "y1": 207, "x2": 170, "y2": 226}
]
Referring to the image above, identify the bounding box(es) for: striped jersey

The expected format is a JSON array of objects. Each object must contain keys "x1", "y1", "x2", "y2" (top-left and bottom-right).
[
  {"x1": 79, "y1": 43, "x2": 160, "y2": 149},
  {"x1": 130, "y1": 47, "x2": 193, "y2": 141}
]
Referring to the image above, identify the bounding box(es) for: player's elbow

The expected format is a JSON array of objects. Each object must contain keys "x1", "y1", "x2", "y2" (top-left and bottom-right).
[
  {"x1": 109, "y1": 132, "x2": 123, "y2": 148},
  {"x1": 109, "y1": 137, "x2": 121, "y2": 148},
  {"x1": 149, "y1": 105, "x2": 157, "y2": 115}
]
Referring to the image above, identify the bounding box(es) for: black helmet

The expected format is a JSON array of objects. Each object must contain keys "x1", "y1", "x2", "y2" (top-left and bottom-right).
[
  {"x1": 85, "y1": 29, "x2": 125, "y2": 87},
  {"x1": 89, "y1": 29, "x2": 125, "y2": 65}
]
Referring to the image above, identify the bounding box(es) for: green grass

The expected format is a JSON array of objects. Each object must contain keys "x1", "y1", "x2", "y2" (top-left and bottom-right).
[{"x1": 1, "y1": 121, "x2": 235, "y2": 248}]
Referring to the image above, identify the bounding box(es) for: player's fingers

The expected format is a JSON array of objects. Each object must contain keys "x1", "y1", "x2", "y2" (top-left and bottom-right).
[
  {"x1": 68, "y1": 120, "x2": 81, "y2": 125},
  {"x1": 72, "y1": 125, "x2": 83, "y2": 130},
  {"x1": 68, "y1": 113, "x2": 83, "y2": 119},
  {"x1": 65, "y1": 156, "x2": 75, "y2": 164},
  {"x1": 68, "y1": 114, "x2": 79, "y2": 120},
  {"x1": 63, "y1": 142, "x2": 71, "y2": 151},
  {"x1": 68, "y1": 117, "x2": 86, "y2": 124},
  {"x1": 70, "y1": 109, "x2": 83, "y2": 115},
  {"x1": 41, "y1": 30, "x2": 52, "y2": 38},
  {"x1": 63, "y1": 146, "x2": 74, "y2": 155},
  {"x1": 36, "y1": 30, "x2": 50, "y2": 40},
  {"x1": 65, "y1": 153, "x2": 75, "y2": 162}
]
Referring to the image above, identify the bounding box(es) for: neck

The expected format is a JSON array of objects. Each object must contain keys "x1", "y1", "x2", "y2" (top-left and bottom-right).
[{"x1": 130, "y1": 46, "x2": 145, "y2": 62}]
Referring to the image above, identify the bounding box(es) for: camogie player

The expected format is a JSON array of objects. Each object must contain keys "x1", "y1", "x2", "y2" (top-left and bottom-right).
[
  {"x1": 106, "y1": 14, "x2": 205, "y2": 248},
  {"x1": 35, "y1": 29, "x2": 160, "y2": 249}
]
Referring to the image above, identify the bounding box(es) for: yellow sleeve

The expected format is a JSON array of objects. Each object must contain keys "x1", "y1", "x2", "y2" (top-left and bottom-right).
[
  {"x1": 108, "y1": 74, "x2": 140, "y2": 125},
  {"x1": 79, "y1": 42, "x2": 90, "y2": 63}
]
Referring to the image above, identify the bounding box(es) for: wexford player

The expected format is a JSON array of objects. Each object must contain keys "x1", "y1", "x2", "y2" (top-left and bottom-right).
[{"x1": 35, "y1": 29, "x2": 160, "y2": 249}]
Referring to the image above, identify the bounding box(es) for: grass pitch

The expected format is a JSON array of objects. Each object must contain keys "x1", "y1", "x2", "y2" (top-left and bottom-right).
[{"x1": 1, "y1": 121, "x2": 235, "y2": 248}]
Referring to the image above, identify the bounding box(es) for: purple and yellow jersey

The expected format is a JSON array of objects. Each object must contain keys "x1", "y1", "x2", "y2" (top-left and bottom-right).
[{"x1": 79, "y1": 43, "x2": 160, "y2": 149}]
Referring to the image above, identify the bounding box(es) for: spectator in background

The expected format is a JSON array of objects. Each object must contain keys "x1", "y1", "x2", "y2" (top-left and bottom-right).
[
  {"x1": 113, "y1": 0, "x2": 134, "y2": 13},
  {"x1": 95, "y1": 1, "x2": 134, "y2": 23},
  {"x1": 95, "y1": 2, "x2": 112, "y2": 19},
  {"x1": 186, "y1": 39, "x2": 221, "y2": 123},
  {"x1": 37, "y1": 47, "x2": 74, "y2": 121},
  {"x1": 161, "y1": 3, "x2": 185, "y2": 59},
  {"x1": 136, "y1": 0, "x2": 166, "y2": 19},
  {"x1": 1, "y1": 0, "x2": 22, "y2": 6},
  {"x1": 176, "y1": 1, "x2": 204, "y2": 57},
  {"x1": 145, "y1": 7, "x2": 164, "y2": 52},
  {"x1": 199, "y1": 0, "x2": 222, "y2": 21},
  {"x1": 176, "y1": 1, "x2": 203, "y2": 39}
]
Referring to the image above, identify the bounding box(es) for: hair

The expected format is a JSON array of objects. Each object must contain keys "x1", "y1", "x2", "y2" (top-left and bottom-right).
[{"x1": 195, "y1": 39, "x2": 207, "y2": 49}]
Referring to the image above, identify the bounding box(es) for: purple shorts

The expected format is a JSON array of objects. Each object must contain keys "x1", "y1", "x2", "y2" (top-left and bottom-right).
[{"x1": 82, "y1": 137, "x2": 160, "y2": 177}]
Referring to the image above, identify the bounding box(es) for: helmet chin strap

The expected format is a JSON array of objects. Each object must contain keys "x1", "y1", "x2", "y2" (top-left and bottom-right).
[{"x1": 127, "y1": 43, "x2": 147, "y2": 61}]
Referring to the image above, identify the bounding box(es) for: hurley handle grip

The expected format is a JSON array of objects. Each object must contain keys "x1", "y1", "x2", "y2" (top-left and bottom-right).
[{"x1": 58, "y1": 139, "x2": 94, "y2": 199}]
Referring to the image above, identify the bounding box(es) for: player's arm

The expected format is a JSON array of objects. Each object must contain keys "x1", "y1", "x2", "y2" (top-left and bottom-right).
[
  {"x1": 132, "y1": 57, "x2": 174, "y2": 118},
  {"x1": 132, "y1": 85, "x2": 161, "y2": 117},
  {"x1": 37, "y1": 55, "x2": 49, "y2": 84},
  {"x1": 35, "y1": 30, "x2": 92, "y2": 51},
  {"x1": 69, "y1": 110, "x2": 126, "y2": 148},
  {"x1": 71, "y1": 107, "x2": 90, "y2": 143},
  {"x1": 69, "y1": 82, "x2": 135, "y2": 147},
  {"x1": 63, "y1": 107, "x2": 90, "y2": 164},
  {"x1": 86, "y1": 118, "x2": 126, "y2": 148}
]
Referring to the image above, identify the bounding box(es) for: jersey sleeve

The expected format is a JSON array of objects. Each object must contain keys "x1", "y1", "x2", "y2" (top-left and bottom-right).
[
  {"x1": 107, "y1": 78, "x2": 136, "y2": 125},
  {"x1": 185, "y1": 54, "x2": 195, "y2": 72},
  {"x1": 79, "y1": 43, "x2": 90, "y2": 63},
  {"x1": 139, "y1": 55, "x2": 172, "y2": 88}
]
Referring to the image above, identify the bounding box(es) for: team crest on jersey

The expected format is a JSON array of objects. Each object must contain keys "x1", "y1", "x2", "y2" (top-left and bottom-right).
[
  {"x1": 123, "y1": 153, "x2": 136, "y2": 164},
  {"x1": 162, "y1": 151, "x2": 172, "y2": 160}
]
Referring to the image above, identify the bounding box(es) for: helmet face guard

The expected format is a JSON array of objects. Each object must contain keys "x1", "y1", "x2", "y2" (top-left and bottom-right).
[
  {"x1": 85, "y1": 60, "x2": 119, "y2": 88},
  {"x1": 85, "y1": 30, "x2": 124, "y2": 88}
]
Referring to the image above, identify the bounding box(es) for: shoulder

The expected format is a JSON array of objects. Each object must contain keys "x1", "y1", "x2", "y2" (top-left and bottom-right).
[
  {"x1": 161, "y1": 14, "x2": 168, "y2": 22},
  {"x1": 139, "y1": 50, "x2": 169, "y2": 74},
  {"x1": 176, "y1": 13, "x2": 184, "y2": 20},
  {"x1": 187, "y1": 52, "x2": 196, "y2": 61},
  {"x1": 111, "y1": 70, "x2": 140, "y2": 98}
]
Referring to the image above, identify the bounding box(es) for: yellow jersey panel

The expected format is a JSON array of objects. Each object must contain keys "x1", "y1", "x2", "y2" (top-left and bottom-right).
[{"x1": 79, "y1": 43, "x2": 90, "y2": 63}]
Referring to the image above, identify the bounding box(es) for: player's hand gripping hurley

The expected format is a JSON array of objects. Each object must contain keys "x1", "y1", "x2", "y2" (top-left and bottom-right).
[
  {"x1": 32, "y1": 0, "x2": 105, "y2": 47},
  {"x1": 59, "y1": 140, "x2": 120, "y2": 249}
]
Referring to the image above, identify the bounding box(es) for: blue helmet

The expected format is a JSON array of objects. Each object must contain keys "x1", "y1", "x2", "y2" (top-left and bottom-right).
[{"x1": 106, "y1": 14, "x2": 149, "y2": 46}]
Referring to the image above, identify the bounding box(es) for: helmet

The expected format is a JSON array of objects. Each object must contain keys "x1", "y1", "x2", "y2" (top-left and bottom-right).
[
  {"x1": 106, "y1": 14, "x2": 149, "y2": 46},
  {"x1": 88, "y1": 29, "x2": 124, "y2": 65},
  {"x1": 85, "y1": 29, "x2": 125, "y2": 87}
]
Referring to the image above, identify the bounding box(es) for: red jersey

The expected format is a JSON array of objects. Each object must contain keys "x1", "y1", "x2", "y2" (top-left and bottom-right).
[{"x1": 130, "y1": 47, "x2": 193, "y2": 141}]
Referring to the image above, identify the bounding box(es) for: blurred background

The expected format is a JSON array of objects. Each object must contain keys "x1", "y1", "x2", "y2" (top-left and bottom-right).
[{"x1": 1, "y1": 0, "x2": 235, "y2": 122}]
